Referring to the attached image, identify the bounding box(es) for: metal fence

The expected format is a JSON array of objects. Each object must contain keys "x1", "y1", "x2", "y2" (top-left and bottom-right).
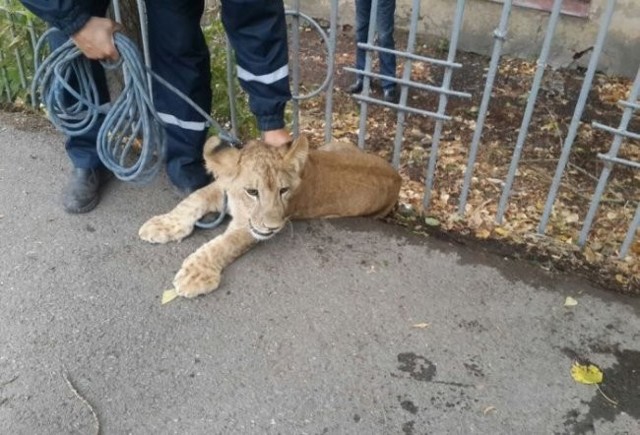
[
  {"x1": 334, "y1": 0, "x2": 639, "y2": 259},
  {"x1": 0, "y1": 0, "x2": 638, "y2": 260}
]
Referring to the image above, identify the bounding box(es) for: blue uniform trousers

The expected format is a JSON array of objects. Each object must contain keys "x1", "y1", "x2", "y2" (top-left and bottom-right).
[{"x1": 40, "y1": 0, "x2": 290, "y2": 191}]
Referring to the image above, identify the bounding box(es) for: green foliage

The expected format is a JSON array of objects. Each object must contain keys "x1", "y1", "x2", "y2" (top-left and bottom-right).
[
  {"x1": 202, "y1": 15, "x2": 257, "y2": 140},
  {"x1": 0, "y1": 1, "x2": 46, "y2": 105}
]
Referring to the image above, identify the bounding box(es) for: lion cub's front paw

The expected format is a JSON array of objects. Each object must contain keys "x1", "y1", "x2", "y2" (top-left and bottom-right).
[
  {"x1": 173, "y1": 254, "x2": 221, "y2": 298},
  {"x1": 139, "y1": 213, "x2": 194, "y2": 244}
]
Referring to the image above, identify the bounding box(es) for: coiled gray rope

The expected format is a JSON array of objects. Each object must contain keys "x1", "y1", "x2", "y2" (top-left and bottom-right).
[{"x1": 32, "y1": 28, "x2": 240, "y2": 186}]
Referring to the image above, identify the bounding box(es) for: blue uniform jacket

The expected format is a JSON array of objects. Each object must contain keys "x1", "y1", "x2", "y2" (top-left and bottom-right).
[{"x1": 20, "y1": 0, "x2": 94, "y2": 36}]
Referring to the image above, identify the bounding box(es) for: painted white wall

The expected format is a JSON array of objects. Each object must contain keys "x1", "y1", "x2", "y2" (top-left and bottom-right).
[{"x1": 285, "y1": 0, "x2": 640, "y2": 78}]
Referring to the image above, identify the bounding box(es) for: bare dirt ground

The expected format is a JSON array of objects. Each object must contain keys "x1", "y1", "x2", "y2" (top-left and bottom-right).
[{"x1": 294, "y1": 25, "x2": 640, "y2": 296}]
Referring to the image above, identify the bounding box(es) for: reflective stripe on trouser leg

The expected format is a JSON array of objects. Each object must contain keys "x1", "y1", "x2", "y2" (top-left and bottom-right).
[
  {"x1": 146, "y1": 0, "x2": 212, "y2": 190},
  {"x1": 221, "y1": 0, "x2": 291, "y2": 131}
]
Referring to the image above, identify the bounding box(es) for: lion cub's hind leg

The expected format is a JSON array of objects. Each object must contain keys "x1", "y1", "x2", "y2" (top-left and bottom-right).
[{"x1": 139, "y1": 182, "x2": 224, "y2": 244}]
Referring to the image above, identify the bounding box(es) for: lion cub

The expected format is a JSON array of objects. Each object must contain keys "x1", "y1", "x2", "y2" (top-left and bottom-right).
[{"x1": 139, "y1": 135, "x2": 401, "y2": 298}]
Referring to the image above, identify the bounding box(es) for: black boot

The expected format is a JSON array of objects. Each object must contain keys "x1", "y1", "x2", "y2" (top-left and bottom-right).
[
  {"x1": 62, "y1": 168, "x2": 108, "y2": 214},
  {"x1": 383, "y1": 86, "x2": 398, "y2": 103},
  {"x1": 348, "y1": 79, "x2": 364, "y2": 94}
]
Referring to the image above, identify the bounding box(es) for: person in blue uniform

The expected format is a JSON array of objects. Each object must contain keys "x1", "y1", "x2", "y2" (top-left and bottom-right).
[
  {"x1": 348, "y1": 0, "x2": 397, "y2": 103},
  {"x1": 20, "y1": 0, "x2": 292, "y2": 213}
]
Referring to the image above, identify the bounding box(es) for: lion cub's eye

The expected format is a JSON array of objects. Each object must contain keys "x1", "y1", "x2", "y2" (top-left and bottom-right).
[
  {"x1": 279, "y1": 187, "x2": 290, "y2": 195},
  {"x1": 245, "y1": 188, "x2": 259, "y2": 198}
]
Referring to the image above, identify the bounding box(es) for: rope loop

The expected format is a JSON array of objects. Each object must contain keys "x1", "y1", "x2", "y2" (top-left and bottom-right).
[{"x1": 32, "y1": 29, "x2": 240, "y2": 186}]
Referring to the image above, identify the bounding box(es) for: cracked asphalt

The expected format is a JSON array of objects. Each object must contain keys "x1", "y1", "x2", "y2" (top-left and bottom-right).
[{"x1": 0, "y1": 112, "x2": 639, "y2": 434}]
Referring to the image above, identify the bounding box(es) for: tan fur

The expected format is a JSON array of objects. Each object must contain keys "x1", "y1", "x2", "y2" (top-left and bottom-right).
[{"x1": 139, "y1": 135, "x2": 401, "y2": 298}]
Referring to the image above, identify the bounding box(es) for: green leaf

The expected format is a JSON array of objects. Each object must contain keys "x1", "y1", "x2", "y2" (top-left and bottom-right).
[{"x1": 424, "y1": 217, "x2": 440, "y2": 227}]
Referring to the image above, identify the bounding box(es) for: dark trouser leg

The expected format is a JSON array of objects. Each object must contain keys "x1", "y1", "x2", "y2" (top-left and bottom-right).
[
  {"x1": 354, "y1": 0, "x2": 371, "y2": 80},
  {"x1": 221, "y1": 0, "x2": 291, "y2": 132},
  {"x1": 53, "y1": 0, "x2": 111, "y2": 169},
  {"x1": 377, "y1": 0, "x2": 397, "y2": 90},
  {"x1": 146, "y1": 0, "x2": 212, "y2": 191}
]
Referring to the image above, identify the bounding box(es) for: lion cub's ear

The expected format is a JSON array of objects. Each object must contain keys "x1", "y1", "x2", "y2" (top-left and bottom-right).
[
  {"x1": 283, "y1": 135, "x2": 309, "y2": 174},
  {"x1": 203, "y1": 136, "x2": 240, "y2": 178}
]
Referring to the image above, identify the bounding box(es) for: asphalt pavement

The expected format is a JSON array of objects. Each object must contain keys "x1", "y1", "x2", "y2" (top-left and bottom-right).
[{"x1": 0, "y1": 112, "x2": 638, "y2": 435}]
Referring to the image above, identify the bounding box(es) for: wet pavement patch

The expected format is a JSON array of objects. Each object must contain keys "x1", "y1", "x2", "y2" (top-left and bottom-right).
[
  {"x1": 396, "y1": 352, "x2": 436, "y2": 382},
  {"x1": 402, "y1": 420, "x2": 415, "y2": 435},
  {"x1": 562, "y1": 345, "x2": 640, "y2": 433},
  {"x1": 399, "y1": 397, "x2": 419, "y2": 414}
]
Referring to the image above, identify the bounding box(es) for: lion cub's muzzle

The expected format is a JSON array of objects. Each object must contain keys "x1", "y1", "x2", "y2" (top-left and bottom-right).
[{"x1": 248, "y1": 221, "x2": 284, "y2": 241}]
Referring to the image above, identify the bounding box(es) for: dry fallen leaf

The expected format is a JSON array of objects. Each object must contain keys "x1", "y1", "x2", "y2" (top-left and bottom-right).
[
  {"x1": 412, "y1": 323, "x2": 430, "y2": 329},
  {"x1": 570, "y1": 362, "x2": 603, "y2": 385},
  {"x1": 494, "y1": 227, "x2": 509, "y2": 237},
  {"x1": 565, "y1": 213, "x2": 580, "y2": 224},
  {"x1": 161, "y1": 289, "x2": 179, "y2": 305},
  {"x1": 615, "y1": 274, "x2": 628, "y2": 284},
  {"x1": 564, "y1": 296, "x2": 578, "y2": 307},
  {"x1": 483, "y1": 406, "x2": 497, "y2": 415},
  {"x1": 475, "y1": 228, "x2": 491, "y2": 239},
  {"x1": 424, "y1": 217, "x2": 440, "y2": 227}
]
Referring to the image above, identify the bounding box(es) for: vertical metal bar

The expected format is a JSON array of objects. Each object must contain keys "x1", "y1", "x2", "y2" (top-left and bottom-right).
[
  {"x1": 538, "y1": 0, "x2": 617, "y2": 234},
  {"x1": 578, "y1": 66, "x2": 640, "y2": 246},
  {"x1": 225, "y1": 36, "x2": 238, "y2": 139},
  {"x1": 357, "y1": 0, "x2": 379, "y2": 149},
  {"x1": 391, "y1": 0, "x2": 420, "y2": 168},
  {"x1": 291, "y1": 0, "x2": 301, "y2": 138},
  {"x1": 458, "y1": 0, "x2": 513, "y2": 214},
  {"x1": 4, "y1": 1, "x2": 27, "y2": 89},
  {"x1": 112, "y1": 0, "x2": 122, "y2": 22},
  {"x1": 323, "y1": 0, "x2": 339, "y2": 143},
  {"x1": 136, "y1": 0, "x2": 153, "y2": 96},
  {"x1": 0, "y1": 49, "x2": 12, "y2": 101},
  {"x1": 619, "y1": 203, "x2": 640, "y2": 258},
  {"x1": 26, "y1": 15, "x2": 38, "y2": 106},
  {"x1": 495, "y1": 0, "x2": 564, "y2": 223},
  {"x1": 26, "y1": 15, "x2": 37, "y2": 65},
  {"x1": 423, "y1": 0, "x2": 466, "y2": 209}
]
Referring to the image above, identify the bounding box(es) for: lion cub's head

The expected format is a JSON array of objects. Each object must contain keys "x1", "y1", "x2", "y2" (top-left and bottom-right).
[{"x1": 203, "y1": 136, "x2": 309, "y2": 241}]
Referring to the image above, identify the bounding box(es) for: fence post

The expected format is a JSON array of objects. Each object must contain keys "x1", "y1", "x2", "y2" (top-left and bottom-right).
[
  {"x1": 423, "y1": 0, "x2": 466, "y2": 209},
  {"x1": 578, "y1": 65, "x2": 640, "y2": 247},
  {"x1": 458, "y1": 0, "x2": 513, "y2": 214},
  {"x1": 537, "y1": 0, "x2": 617, "y2": 234},
  {"x1": 391, "y1": 0, "x2": 421, "y2": 169},
  {"x1": 495, "y1": 0, "x2": 564, "y2": 224}
]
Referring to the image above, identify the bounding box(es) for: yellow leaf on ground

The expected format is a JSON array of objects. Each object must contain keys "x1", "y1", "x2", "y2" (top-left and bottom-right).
[
  {"x1": 475, "y1": 228, "x2": 491, "y2": 239},
  {"x1": 161, "y1": 289, "x2": 179, "y2": 305},
  {"x1": 570, "y1": 362, "x2": 603, "y2": 384},
  {"x1": 494, "y1": 227, "x2": 509, "y2": 237},
  {"x1": 615, "y1": 274, "x2": 628, "y2": 284},
  {"x1": 564, "y1": 296, "x2": 578, "y2": 307},
  {"x1": 412, "y1": 323, "x2": 430, "y2": 329}
]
